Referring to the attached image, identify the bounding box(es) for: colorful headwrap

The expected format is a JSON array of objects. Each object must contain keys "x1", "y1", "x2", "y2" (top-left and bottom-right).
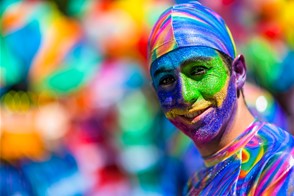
[{"x1": 148, "y1": 1, "x2": 236, "y2": 66}]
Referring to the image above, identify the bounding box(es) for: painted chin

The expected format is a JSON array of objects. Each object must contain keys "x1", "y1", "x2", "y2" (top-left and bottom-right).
[
  {"x1": 179, "y1": 107, "x2": 214, "y2": 125},
  {"x1": 168, "y1": 107, "x2": 215, "y2": 135}
]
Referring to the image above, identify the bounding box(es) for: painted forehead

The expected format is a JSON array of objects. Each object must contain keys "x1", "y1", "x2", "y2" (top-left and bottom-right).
[
  {"x1": 150, "y1": 46, "x2": 220, "y2": 76},
  {"x1": 148, "y1": 2, "x2": 236, "y2": 67}
]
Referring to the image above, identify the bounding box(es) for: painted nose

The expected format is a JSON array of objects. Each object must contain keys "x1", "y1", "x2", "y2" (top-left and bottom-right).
[{"x1": 179, "y1": 73, "x2": 200, "y2": 104}]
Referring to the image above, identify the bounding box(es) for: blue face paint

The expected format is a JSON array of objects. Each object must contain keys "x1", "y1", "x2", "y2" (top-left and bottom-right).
[{"x1": 151, "y1": 46, "x2": 237, "y2": 146}]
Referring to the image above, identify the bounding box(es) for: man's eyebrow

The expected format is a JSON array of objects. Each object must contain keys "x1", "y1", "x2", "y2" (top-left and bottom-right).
[
  {"x1": 181, "y1": 56, "x2": 212, "y2": 67},
  {"x1": 153, "y1": 67, "x2": 174, "y2": 77}
]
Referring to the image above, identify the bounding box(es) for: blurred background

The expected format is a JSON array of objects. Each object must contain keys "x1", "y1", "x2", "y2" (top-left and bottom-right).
[{"x1": 0, "y1": 0, "x2": 293, "y2": 195}]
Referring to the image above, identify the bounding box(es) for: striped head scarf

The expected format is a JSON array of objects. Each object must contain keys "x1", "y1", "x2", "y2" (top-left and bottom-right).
[{"x1": 148, "y1": 1, "x2": 236, "y2": 66}]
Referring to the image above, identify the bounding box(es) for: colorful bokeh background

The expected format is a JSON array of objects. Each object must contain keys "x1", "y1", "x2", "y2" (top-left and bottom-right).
[{"x1": 1, "y1": 0, "x2": 293, "y2": 195}]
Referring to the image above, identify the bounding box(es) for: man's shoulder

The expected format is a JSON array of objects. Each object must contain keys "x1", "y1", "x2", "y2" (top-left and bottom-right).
[
  {"x1": 243, "y1": 121, "x2": 294, "y2": 168},
  {"x1": 184, "y1": 122, "x2": 294, "y2": 195},
  {"x1": 245, "y1": 122, "x2": 294, "y2": 195},
  {"x1": 254, "y1": 121, "x2": 294, "y2": 153},
  {"x1": 240, "y1": 121, "x2": 294, "y2": 169}
]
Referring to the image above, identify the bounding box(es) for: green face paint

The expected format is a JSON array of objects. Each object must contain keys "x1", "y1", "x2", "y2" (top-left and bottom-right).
[
  {"x1": 179, "y1": 55, "x2": 229, "y2": 106},
  {"x1": 150, "y1": 46, "x2": 237, "y2": 145}
]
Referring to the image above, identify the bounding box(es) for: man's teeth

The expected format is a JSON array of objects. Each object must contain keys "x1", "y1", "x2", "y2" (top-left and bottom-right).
[{"x1": 184, "y1": 110, "x2": 203, "y2": 118}]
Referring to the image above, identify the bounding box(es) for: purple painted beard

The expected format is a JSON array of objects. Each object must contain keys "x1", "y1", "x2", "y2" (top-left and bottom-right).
[{"x1": 168, "y1": 79, "x2": 237, "y2": 146}]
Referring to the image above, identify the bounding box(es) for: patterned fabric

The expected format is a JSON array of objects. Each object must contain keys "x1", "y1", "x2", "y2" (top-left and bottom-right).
[
  {"x1": 185, "y1": 120, "x2": 294, "y2": 195},
  {"x1": 148, "y1": 1, "x2": 236, "y2": 65}
]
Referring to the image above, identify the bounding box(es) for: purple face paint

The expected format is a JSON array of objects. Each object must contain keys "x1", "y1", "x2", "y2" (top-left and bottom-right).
[
  {"x1": 151, "y1": 47, "x2": 237, "y2": 146},
  {"x1": 148, "y1": 1, "x2": 239, "y2": 146},
  {"x1": 148, "y1": 2, "x2": 294, "y2": 195}
]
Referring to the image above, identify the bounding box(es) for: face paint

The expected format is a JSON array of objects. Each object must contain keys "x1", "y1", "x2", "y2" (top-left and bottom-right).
[
  {"x1": 151, "y1": 46, "x2": 237, "y2": 145},
  {"x1": 148, "y1": 2, "x2": 236, "y2": 66}
]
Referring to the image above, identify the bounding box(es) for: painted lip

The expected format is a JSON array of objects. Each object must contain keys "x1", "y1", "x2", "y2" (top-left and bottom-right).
[{"x1": 177, "y1": 107, "x2": 213, "y2": 124}]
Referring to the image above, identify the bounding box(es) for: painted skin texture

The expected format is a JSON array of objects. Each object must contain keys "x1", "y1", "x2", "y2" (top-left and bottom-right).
[
  {"x1": 185, "y1": 121, "x2": 294, "y2": 195},
  {"x1": 150, "y1": 46, "x2": 294, "y2": 195},
  {"x1": 151, "y1": 46, "x2": 237, "y2": 146},
  {"x1": 149, "y1": 2, "x2": 294, "y2": 195},
  {"x1": 148, "y1": 1, "x2": 236, "y2": 65}
]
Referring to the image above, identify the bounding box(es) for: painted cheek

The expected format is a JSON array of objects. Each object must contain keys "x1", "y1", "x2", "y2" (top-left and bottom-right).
[
  {"x1": 198, "y1": 59, "x2": 230, "y2": 106},
  {"x1": 180, "y1": 73, "x2": 201, "y2": 104},
  {"x1": 214, "y1": 80, "x2": 230, "y2": 107},
  {"x1": 156, "y1": 81, "x2": 183, "y2": 112},
  {"x1": 157, "y1": 90, "x2": 173, "y2": 108}
]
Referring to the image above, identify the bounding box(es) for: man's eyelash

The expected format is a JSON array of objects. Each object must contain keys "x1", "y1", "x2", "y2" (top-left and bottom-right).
[
  {"x1": 190, "y1": 66, "x2": 209, "y2": 75},
  {"x1": 159, "y1": 75, "x2": 176, "y2": 86}
]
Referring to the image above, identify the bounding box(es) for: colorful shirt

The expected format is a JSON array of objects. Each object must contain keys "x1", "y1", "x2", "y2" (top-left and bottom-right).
[{"x1": 185, "y1": 120, "x2": 294, "y2": 195}]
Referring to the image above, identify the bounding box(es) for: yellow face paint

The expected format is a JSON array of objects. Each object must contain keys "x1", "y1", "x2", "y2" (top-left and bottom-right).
[{"x1": 151, "y1": 46, "x2": 237, "y2": 145}]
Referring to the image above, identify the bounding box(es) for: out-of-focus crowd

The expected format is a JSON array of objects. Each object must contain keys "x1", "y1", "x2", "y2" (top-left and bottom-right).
[{"x1": 0, "y1": 0, "x2": 293, "y2": 195}]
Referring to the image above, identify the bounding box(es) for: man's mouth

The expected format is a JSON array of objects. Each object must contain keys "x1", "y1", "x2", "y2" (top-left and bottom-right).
[
  {"x1": 183, "y1": 109, "x2": 206, "y2": 119},
  {"x1": 178, "y1": 107, "x2": 212, "y2": 123}
]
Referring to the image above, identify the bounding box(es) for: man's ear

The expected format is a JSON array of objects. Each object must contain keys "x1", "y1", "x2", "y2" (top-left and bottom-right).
[{"x1": 232, "y1": 54, "x2": 246, "y2": 90}]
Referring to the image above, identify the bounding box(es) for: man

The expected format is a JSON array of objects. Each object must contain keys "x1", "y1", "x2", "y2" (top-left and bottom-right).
[{"x1": 148, "y1": 2, "x2": 294, "y2": 195}]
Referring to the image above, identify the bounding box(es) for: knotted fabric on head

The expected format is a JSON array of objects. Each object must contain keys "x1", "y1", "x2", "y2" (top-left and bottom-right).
[{"x1": 148, "y1": 1, "x2": 236, "y2": 66}]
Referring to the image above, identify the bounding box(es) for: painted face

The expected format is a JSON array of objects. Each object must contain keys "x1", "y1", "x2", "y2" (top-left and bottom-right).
[{"x1": 150, "y1": 47, "x2": 238, "y2": 145}]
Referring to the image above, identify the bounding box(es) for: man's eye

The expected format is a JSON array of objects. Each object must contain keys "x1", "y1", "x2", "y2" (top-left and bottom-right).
[
  {"x1": 159, "y1": 76, "x2": 176, "y2": 86},
  {"x1": 191, "y1": 66, "x2": 207, "y2": 76}
]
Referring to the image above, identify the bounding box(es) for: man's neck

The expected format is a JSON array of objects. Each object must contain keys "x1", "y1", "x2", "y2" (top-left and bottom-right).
[
  {"x1": 197, "y1": 97, "x2": 255, "y2": 157},
  {"x1": 218, "y1": 97, "x2": 255, "y2": 151}
]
